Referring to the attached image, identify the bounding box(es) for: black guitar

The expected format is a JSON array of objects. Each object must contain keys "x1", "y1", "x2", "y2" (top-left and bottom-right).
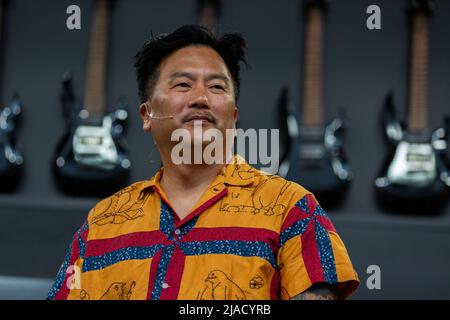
[
  {"x1": 53, "y1": 0, "x2": 130, "y2": 197},
  {"x1": 375, "y1": 0, "x2": 450, "y2": 214},
  {"x1": 281, "y1": 0, "x2": 352, "y2": 209},
  {"x1": 277, "y1": 86, "x2": 294, "y2": 178},
  {"x1": 0, "y1": 1, "x2": 24, "y2": 192}
]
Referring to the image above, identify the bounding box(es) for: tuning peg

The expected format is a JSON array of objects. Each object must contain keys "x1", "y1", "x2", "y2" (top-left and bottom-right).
[
  {"x1": 337, "y1": 107, "x2": 347, "y2": 128},
  {"x1": 112, "y1": 96, "x2": 129, "y2": 121},
  {"x1": 110, "y1": 96, "x2": 129, "y2": 137},
  {"x1": 10, "y1": 92, "x2": 22, "y2": 116},
  {"x1": 443, "y1": 114, "x2": 450, "y2": 139}
]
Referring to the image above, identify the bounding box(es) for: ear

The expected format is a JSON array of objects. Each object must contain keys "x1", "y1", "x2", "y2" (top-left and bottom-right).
[
  {"x1": 139, "y1": 102, "x2": 152, "y2": 132},
  {"x1": 233, "y1": 106, "x2": 239, "y2": 127}
]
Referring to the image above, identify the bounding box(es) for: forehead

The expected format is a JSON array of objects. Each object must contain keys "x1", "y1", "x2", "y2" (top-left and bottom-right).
[{"x1": 158, "y1": 45, "x2": 232, "y2": 80}]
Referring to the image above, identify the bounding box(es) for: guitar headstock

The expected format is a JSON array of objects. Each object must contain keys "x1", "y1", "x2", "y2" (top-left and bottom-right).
[
  {"x1": 197, "y1": 0, "x2": 221, "y2": 34},
  {"x1": 304, "y1": 0, "x2": 328, "y2": 10},
  {"x1": 197, "y1": 0, "x2": 221, "y2": 16},
  {"x1": 302, "y1": 0, "x2": 328, "y2": 20},
  {"x1": 410, "y1": 0, "x2": 435, "y2": 15}
]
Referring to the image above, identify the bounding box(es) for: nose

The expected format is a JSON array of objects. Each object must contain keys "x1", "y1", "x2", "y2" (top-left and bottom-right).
[{"x1": 188, "y1": 85, "x2": 210, "y2": 109}]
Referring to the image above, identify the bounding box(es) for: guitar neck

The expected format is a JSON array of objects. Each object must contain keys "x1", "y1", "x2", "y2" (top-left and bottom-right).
[
  {"x1": 0, "y1": 1, "x2": 3, "y2": 44},
  {"x1": 302, "y1": 5, "x2": 325, "y2": 127},
  {"x1": 198, "y1": 0, "x2": 220, "y2": 35},
  {"x1": 408, "y1": 10, "x2": 429, "y2": 133},
  {"x1": 84, "y1": 0, "x2": 110, "y2": 118}
]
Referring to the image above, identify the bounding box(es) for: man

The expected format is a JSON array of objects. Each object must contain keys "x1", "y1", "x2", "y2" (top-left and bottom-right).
[{"x1": 48, "y1": 25, "x2": 359, "y2": 300}]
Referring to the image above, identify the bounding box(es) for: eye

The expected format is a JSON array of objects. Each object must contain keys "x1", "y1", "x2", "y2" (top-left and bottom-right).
[
  {"x1": 210, "y1": 85, "x2": 225, "y2": 91},
  {"x1": 175, "y1": 82, "x2": 190, "y2": 88}
]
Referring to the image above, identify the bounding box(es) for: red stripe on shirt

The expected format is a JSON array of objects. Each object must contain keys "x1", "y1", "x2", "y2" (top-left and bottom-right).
[
  {"x1": 306, "y1": 194, "x2": 317, "y2": 214},
  {"x1": 85, "y1": 230, "x2": 168, "y2": 258},
  {"x1": 301, "y1": 221, "x2": 325, "y2": 284},
  {"x1": 316, "y1": 215, "x2": 336, "y2": 233},
  {"x1": 280, "y1": 205, "x2": 309, "y2": 234},
  {"x1": 159, "y1": 245, "x2": 186, "y2": 300}
]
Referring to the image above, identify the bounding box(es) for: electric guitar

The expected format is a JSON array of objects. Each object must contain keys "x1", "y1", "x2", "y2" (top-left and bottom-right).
[
  {"x1": 0, "y1": 0, "x2": 24, "y2": 192},
  {"x1": 281, "y1": 0, "x2": 352, "y2": 209},
  {"x1": 53, "y1": 0, "x2": 130, "y2": 197},
  {"x1": 277, "y1": 87, "x2": 294, "y2": 178},
  {"x1": 197, "y1": 0, "x2": 221, "y2": 35},
  {"x1": 375, "y1": 0, "x2": 450, "y2": 214}
]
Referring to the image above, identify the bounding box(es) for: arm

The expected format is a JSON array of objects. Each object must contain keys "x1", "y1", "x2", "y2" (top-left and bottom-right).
[
  {"x1": 279, "y1": 193, "x2": 360, "y2": 300},
  {"x1": 291, "y1": 283, "x2": 338, "y2": 300},
  {"x1": 47, "y1": 220, "x2": 89, "y2": 300}
]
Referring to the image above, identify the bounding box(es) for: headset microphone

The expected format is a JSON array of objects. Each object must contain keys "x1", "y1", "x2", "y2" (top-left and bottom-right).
[
  {"x1": 149, "y1": 113, "x2": 175, "y2": 120},
  {"x1": 145, "y1": 103, "x2": 175, "y2": 120}
]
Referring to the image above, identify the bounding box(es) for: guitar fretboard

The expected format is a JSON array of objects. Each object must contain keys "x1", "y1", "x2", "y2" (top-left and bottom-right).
[
  {"x1": 0, "y1": 1, "x2": 3, "y2": 44},
  {"x1": 408, "y1": 11, "x2": 429, "y2": 133},
  {"x1": 302, "y1": 5, "x2": 324, "y2": 127},
  {"x1": 84, "y1": 0, "x2": 110, "y2": 119},
  {"x1": 198, "y1": 0, "x2": 220, "y2": 35}
]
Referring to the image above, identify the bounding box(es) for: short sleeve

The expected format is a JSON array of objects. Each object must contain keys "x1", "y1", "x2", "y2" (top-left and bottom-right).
[
  {"x1": 277, "y1": 193, "x2": 359, "y2": 300},
  {"x1": 47, "y1": 220, "x2": 89, "y2": 300}
]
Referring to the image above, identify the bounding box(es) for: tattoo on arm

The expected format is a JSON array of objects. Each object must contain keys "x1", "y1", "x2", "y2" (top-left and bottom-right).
[{"x1": 291, "y1": 283, "x2": 338, "y2": 300}]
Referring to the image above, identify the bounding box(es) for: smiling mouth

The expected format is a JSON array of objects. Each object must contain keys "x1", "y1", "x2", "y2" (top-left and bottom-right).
[
  {"x1": 188, "y1": 118, "x2": 209, "y2": 122},
  {"x1": 184, "y1": 115, "x2": 215, "y2": 124}
]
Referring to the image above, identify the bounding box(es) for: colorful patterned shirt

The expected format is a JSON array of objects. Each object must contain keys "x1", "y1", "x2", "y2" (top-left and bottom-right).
[{"x1": 47, "y1": 155, "x2": 359, "y2": 300}]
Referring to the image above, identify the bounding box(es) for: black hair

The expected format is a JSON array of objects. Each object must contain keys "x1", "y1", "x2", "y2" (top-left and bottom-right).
[{"x1": 134, "y1": 24, "x2": 248, "y2": 103}]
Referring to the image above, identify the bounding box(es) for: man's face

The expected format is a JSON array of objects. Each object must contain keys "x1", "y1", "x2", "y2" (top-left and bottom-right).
[{"x1": 139, "y1": 45, "x2": 238, "y2": 156}]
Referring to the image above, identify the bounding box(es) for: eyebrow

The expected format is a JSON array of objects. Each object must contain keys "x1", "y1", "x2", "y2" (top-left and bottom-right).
[{"x1": 169, "y1": 71, "x2": 230, "y2": 86}]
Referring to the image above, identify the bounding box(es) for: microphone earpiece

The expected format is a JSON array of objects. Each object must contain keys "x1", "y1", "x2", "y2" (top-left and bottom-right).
[
  {"x1": 144, "y1": 102, "x2": 152, "y2": 117},
  {"x1": 144, "y1": 102, "x2": 174, "y2": 120}
]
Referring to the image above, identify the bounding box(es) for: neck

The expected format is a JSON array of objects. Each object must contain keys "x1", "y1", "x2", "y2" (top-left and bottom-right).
[
  {"x1": 159, "y1": 149, "x2": 232, "y2": 193},
  {"x1": 161, "y1": 161, "x2": 224, "y2": 193}
]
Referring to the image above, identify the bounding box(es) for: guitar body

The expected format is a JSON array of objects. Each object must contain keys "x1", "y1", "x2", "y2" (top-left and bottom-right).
[
  {"x1": 285, "y1": 117, "x2": 352, "y2": 209},
  {"x1": 375, "y1": 94, "x2": 450, "y2": 213},
  {"x1": 53, "y1": 75, "x2": 130, "y2": 197},
  {"x1": 0, "y1": 95, "x2": 23, "y2": 192}
]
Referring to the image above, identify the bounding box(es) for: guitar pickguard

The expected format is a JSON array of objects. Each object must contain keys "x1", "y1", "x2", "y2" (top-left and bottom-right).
[
  {"x1": 386, "y1": 141, "x2": 436, "y2": 187},
  {"x1": 72, "y1": 116, "x2": 118, "y2": 169}
]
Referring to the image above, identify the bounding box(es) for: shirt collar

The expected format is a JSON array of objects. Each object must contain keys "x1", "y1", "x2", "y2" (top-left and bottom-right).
[{"x1": 140, "y1": 154, "x2": 255, "y2": 192}]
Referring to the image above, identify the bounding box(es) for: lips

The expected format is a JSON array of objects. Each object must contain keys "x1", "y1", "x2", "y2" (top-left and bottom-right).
[{"x1": 184, "y1": 113, "x2": 215, "y2": 123}]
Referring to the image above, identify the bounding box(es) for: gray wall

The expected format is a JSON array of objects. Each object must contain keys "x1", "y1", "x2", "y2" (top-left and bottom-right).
[{"x1": 0, "y1": 0, "x2": 449, "y2": 299}]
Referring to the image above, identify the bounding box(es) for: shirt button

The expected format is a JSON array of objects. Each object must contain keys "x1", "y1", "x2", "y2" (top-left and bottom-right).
[
  {"x1": 174, "y1": 229, "x2": 181, "y2": 235},
  {"x1": 162, "y1": 282, "x2": 169, "y2": 289}
]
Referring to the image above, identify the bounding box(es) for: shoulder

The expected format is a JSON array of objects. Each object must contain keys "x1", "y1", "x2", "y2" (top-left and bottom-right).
[
  {"x1": 251, "y1": 168, "x2": 312, "y2": 206},
  {"x1": 226, "y1": 155, "x2": 311, "y2": 207},
  {"x1": 85, "y1": 180, "x2": 151, "y2": 227},
  {"x1": 239, "y1": 169, "x2": 326, "y2": 233}
]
